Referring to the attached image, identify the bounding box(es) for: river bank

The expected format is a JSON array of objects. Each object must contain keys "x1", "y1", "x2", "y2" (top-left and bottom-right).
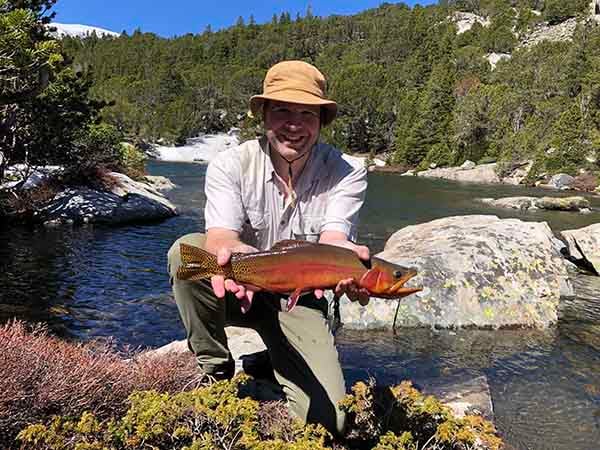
[{"x1": 2, "y1": 161, "x2": 600, "y2": 450}]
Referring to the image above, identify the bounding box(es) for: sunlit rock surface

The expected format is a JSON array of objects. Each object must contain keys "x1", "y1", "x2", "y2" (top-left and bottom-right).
[
  {"x1": 479, "y1": 195, "x2": 591, "y2": 212},
  {"x1": 417, "y1": 163, "x2": 501, "y2": 184},
  {"x1": 339, "y1": 216, "x2": 572, "y2": 329},
  {"x1": 37, "y1": 172, "x2": 177, "y2": 226},
  {"x1": 561, "y1": 223, "x2": 600, "y2": 274}
]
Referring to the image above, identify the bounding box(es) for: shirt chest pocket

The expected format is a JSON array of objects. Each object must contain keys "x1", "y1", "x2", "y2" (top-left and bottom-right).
[
  {"x1": 242, "y1": 210, "x2": 270, "y2": 249},
  {"x1": 293, "y1": 215, "x2": 322, "y2": 243}
]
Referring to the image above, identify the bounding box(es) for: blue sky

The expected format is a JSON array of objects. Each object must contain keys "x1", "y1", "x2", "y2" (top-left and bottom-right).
[{"x1": 52, "y1": 0, "x2": 438, "y2": 37}]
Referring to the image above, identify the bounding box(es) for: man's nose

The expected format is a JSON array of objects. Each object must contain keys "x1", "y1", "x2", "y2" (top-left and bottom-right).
[{"x1": 284, "y1": 112, "x2": 303, "y2": 127}]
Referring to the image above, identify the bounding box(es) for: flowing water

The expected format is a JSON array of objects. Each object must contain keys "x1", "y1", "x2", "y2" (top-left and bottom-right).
[{"x1": 1, "y1": 160, "x2": 600, "y2": 450}]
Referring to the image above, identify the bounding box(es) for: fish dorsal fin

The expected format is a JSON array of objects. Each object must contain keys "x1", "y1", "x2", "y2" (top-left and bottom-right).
[{"x1": 270, "y1": 240, "x2": 318, "y2": 252}]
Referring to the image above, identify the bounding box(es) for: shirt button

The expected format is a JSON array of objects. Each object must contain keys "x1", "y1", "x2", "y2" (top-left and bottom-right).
[{"x1": 280, "y1": 220, "x2": 286, "y2": 225}]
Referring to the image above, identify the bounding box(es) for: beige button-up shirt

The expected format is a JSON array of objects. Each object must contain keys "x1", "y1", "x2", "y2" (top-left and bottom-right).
[{"x1": 204, "y1": 137, "x2": 367, "y2": 251}]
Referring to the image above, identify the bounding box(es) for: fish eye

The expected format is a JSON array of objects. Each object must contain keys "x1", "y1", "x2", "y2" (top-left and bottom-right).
[{"x1": 393, "y1": 270, "x2": 404, "y2": 278}]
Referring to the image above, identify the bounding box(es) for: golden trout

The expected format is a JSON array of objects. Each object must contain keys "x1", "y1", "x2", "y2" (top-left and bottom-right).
[{"x1": 177, "y1": 240, "x2": 421, "y2": 311}]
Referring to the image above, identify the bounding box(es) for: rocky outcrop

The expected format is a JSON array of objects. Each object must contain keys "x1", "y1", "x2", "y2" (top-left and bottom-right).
[
  {"x1": 451, "y1": 12, "x2": 490, "y2": 34},
  {"x1": 416, "y1": 163, "x2": 501, "y2": 184},
  {"x1": 37, "y1": 172, "x2": 177, "y2": 226},
  {"x1": 486, "y1": 52, "x2": 511, "y2": 70},
  {"x1": 339, "y1": 216, "x2": 572, "y2": 329},
  {"x1": 520, "y1": 17, "x2": 578, "y2": 47},
  {"x1": 479, "y1": 196, "x2": 591, "y2": 213},
  {"x1": 561, "y1": 223, "x2": 600, "y2": 274}
]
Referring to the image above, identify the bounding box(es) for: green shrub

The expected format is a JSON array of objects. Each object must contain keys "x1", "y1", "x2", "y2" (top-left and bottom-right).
[
  {"x1": 339, "y1": 379, "x2": 502, "y2": 450},
  {"x1": 117, "y1": 142, "x2": 146, "y2": 180},
  {"x1": 17, "y1": 375, "x2": 332, "y2": 450}
]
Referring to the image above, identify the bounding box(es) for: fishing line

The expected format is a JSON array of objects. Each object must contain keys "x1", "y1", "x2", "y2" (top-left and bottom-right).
[{"x1": 392, "y1": 298, "x2": 401, "y2": 335}]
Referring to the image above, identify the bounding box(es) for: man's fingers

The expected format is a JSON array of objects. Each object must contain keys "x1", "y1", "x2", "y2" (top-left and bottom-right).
[
  {"x1": 211, "y1": 275, "x2": 226, "y2": 298},
  {"x1": 356, "y1": 245, "x2": 370, "y2": 261},
  {"x1": 224, "y1": 279, "x2": 240, "y2": 293},
  {"x1": 216, "y1": 247, "x2": 232, "y2": 266}
]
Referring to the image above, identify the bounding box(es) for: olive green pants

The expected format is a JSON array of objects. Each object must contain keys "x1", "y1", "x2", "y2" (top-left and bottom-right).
[{"x1": 168, "y1": 233, "x2": 347, "y2": 435}]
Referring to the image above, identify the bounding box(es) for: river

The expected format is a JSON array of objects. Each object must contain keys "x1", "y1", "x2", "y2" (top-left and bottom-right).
[{"x1": 1, "y1": 160, "x2": 599, "y2": 450}]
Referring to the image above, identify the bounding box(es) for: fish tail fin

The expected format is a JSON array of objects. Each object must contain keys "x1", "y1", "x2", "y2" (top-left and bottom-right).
[{"x1": 176, "y1": 243, "x2": 221, "y2": 281}]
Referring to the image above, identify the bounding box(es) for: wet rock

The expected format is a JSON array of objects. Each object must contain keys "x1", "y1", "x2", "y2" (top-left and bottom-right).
[
  {"x1": 547, "y1": 173, "x2": 575, "y2": 190},
  {"x1": 37, "y1": 172, "x2": 177, "y2": 226},
  {"x1": 340, "y1": 216, "x2": 572, "y2": 329},
  {"x1": 561, "y1": 223, "x2": 600, "y2": 275},
  {"x1": 421, "y1": 373, "x2": 493, "y2": 420}
]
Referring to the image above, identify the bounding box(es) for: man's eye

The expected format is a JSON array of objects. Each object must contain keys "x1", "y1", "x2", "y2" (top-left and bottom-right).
[
  {"x1": 272, "y1": 107, "x2": 290, "y2": 114},
  {"x1": 301, "y1": 110, "x2": 319, "y2": 117}
]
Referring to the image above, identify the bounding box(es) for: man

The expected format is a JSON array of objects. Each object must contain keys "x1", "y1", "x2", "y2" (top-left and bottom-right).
[{"x1": 168, "y1": 60, "x2": 370, "y2": 436}]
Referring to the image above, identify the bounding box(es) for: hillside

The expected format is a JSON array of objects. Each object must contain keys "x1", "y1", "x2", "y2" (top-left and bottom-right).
[{"x1": 60, "y1": 0, "x2": 600, "y2": 182}]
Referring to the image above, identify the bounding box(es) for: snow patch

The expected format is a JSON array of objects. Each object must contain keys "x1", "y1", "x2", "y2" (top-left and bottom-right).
[
  {"x1": 49, "y1": 22, "x2": 120, "y2": 38},
  {"x1": 150, "y1": 133, "x2": 240, "y2": 163}
]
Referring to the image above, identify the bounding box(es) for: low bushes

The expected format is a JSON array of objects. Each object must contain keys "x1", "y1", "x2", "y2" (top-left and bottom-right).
[{"x1": 2, "y1": 321, "x2": 503, "y2": 450}]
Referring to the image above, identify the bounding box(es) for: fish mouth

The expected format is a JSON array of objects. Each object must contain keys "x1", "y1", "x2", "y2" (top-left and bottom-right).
[{"x1": 383, "y1": 266, "x2": 421, "y2": 298}]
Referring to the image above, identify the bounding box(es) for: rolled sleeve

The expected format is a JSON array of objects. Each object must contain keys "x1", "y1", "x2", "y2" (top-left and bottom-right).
[
  {"x1": 321, "y1": 161, "x2": 367, "y2": 240},
  {"x1": 204, "y1": 154, "x2": 244, "y2": 232}
]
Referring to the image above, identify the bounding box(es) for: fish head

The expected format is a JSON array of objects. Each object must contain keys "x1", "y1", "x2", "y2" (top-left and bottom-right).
[{"x1": 359, "y1": 257, "x2": 421, "y2": 299}]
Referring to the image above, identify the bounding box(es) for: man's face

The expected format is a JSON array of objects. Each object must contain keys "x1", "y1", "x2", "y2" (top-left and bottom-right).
[{"x1": 264, "y1": 100, "x2": 321, "y2": 162}]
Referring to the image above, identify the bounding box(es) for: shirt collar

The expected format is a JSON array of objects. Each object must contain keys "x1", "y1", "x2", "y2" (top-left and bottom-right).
[{"x1": 262, "y1": 137, "x2": 322, "y2": 197}]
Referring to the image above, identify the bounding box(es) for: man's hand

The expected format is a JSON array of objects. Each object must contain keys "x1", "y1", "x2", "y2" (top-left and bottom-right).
[
  {"x1": 206, "y1": 229, "x2": 260, "y2": 313},
  {"x1": 316, "y1": 232, "x2": 371, "y2": 306}
]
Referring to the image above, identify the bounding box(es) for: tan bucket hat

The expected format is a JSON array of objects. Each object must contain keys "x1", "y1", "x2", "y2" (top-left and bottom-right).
[{"x1": 250, "y1": 60, "x2": 337, "y2": 126}]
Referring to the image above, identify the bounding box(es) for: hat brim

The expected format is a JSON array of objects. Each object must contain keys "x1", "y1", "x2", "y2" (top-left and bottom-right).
[{"x1": 250, "y1": 92, "x2": 337, "y2": 126}]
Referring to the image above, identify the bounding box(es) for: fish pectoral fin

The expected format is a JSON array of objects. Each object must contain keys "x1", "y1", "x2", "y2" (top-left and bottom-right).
[{"x1": 286, "y1": 287, "x2": 304, "y2": 312}]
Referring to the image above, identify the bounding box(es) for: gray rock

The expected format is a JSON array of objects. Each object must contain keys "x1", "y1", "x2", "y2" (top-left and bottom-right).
[
  {"x1": 143, "y1": 327, "x2": 266, "y2": 366},
  {"x1": 143, "y1": 175, "x2": 176, "y2": 191},
  {"x1": 561, "y1": 223, "x2": 600, "y2": 274},
  {"x1": 478, "y1": 196, "x2": 535, "y2": 210},
  {"x1": 520, "y1": 18, "x2": 578, "y2": 48},
  {"x1": 460, "y1": 160, "x2": 476, "y2": 170},
  {"x1": 478, "y1": 196, "x2": 590, "y2": 212},
  {"x1": 340, "y1": 216, "x2": 572, "y2": 329},
  {"x1": 417, "y1": 163, "x2": 501, "y2": 184},
  {"x1": 37, "y1": 172, "x2": 177, "y2": 226},
  {"x1": 548, "y1": 173, "x2": 575, "y2": 190},
  {"x1": 501, "y1": 161, "x2": 533, "y2": 185},
  {"x1": 421, "y1": 373, "x2": 493, "y2": 420}
]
